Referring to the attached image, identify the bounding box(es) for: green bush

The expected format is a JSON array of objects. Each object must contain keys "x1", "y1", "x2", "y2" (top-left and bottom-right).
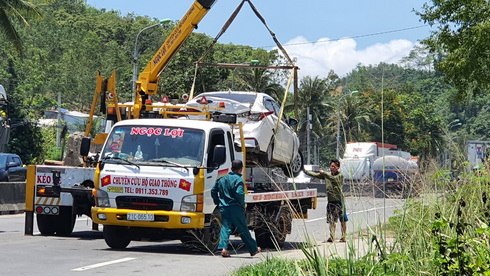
[
  {"x1": 46, "y1": 146, "x2": 62, "y2": 160},
  {"x1": 235, "y1": 171, "x2": 490, "y2": 275}
]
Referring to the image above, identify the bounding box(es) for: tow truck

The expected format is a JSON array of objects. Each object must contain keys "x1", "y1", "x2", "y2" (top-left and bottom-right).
[{"x1": 24, "y1": 0, "x2": 316, "y2": 251}]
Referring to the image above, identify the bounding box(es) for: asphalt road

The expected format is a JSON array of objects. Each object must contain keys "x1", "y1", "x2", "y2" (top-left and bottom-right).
[{"x1": 0, "y1": 196, "x2": 405, "y2": 275}]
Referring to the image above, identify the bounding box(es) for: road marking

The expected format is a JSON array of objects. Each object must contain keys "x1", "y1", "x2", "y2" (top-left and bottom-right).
[
  {"x1": 0, "y1": 213, "x2": 24, "y2": 218},
  {"x1": 305, "y1": 205, "x2": 402, "y2": 223},
  {"x1": 72, "y1": 257, "x2": 135, "y2": 271}
]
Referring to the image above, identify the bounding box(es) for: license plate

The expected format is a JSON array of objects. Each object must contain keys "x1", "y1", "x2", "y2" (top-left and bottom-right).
[
  {"x1": 388, "y1": 178, "x2": 394, "y2": 182},
  {"x1": 127, "y1": 213, "x2": 154, "y2": 221}
]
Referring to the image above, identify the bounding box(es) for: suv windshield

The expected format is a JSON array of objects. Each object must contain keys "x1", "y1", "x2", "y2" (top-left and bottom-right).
[{"x1": 101, "y1": 125, "x2": 205, "y2": 167}]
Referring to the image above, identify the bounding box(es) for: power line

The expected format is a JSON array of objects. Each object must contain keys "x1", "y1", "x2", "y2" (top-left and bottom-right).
[{"x1": 255, "y1": 25, "x2": 429, "y2": 49}]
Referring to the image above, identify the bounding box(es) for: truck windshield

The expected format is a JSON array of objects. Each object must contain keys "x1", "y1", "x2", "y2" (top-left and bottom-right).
[{"x1": 101, "y1": 125, "x2": 205, "y2": 167}]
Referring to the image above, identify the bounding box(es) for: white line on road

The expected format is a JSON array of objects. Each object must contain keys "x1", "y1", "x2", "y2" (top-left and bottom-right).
[
  {"x1": 305, "y1": 205, "x2": 402, "y2": 223},
  {"x1": 72, "y1": 257, "x2": 136, "y2": 272}
]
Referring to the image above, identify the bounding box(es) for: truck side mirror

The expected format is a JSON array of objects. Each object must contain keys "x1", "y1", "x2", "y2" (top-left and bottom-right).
[
  {"x1": 80, "y1": 137, "x2": 91, "y2": 157},
  {"x1": 212, "y1": 145, "x2": 226, "y2": 167}
]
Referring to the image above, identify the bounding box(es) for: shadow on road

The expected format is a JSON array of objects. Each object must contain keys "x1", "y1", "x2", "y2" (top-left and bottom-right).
[
  {"x1": 95, "y1": 238, "x2": 307, "y2": 256},
  {"x1": 71, "y1": 230, "x2": 104, "y2": 240}
]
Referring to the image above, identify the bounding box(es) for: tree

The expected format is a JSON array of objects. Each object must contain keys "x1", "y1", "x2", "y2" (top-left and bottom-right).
[
  {"x1": 342, "y1": 90, "x2": 378, "y2": 143},
  {"x1": 0, "y1": 0, "x2": 42, "y2": 54},
  {"x1": 295, "y1": 73, "x2": 339, "y2": 163},
  {"x1": 7, "y1": 96, "x2": 44, "y2": 164},
  {"x1": 417, "y1": 0, "x2": 490, "y2": 98},
  {"x1": 401, "y1": 45, "x2": 435, "y2": 72}
]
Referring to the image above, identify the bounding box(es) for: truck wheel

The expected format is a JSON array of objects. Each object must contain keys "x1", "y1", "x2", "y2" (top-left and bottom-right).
[
  {"x1": 374, "y1": 183, "x2": 385, "y2": 198},
  {"x1": 282, "y1": 150, "x2": 303, "y2": 177},
  {"x1": 182, "y1": 210, "x2": 221, "y2": 252},
  {"x1": 37, "y1": 214, "x2": 55, "y2": 236},
  {"x1": 202, "y1": 210, "x2": 221, "y2": 252},
  {"x1": 401, "y1": 183, "x2": 417, "y2": 198},
  {"x1": 54, "y1": 206, "x2": 76, "y2": 236},
  {"x1": 255, "y1": 209, "x2": 291, "y2": 248},
  {"x1": 103, "y1": 225, "x2": 131, "y2": 249}
]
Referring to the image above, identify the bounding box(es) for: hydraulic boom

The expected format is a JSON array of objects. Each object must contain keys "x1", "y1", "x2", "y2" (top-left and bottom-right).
[{"x1": 133, "y1": 0, "x2": 217, "y2": 118}]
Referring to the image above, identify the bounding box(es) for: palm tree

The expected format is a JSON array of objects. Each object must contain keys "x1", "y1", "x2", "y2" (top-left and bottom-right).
[
  {"x1": 0, "y1": 0, "x2": 42, "y2": 54},
  {"x1": 293, "y1": 76, "x2": 338, "y2": 162},
  {"x1": 297, "y1": 76, "x2": 332, "y2": 129}
]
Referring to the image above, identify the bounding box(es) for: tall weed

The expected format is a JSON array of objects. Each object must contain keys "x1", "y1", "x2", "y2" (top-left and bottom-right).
[{"x1": 235, "y1": 162, "x2": 490, "y2": 275}]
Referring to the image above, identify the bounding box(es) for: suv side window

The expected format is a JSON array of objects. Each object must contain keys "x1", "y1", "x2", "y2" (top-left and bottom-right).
[
  {"x1": 264, "y1": 99, "x2": 275, "y2": 115},
  {"x1": 271, "y1": 100, "x2": 282, "y2": 119},
  {"x1": 12, "y1": 156, "x2": 21, "y2": 165}
]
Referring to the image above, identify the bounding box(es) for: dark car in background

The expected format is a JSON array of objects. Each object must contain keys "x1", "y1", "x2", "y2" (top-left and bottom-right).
[{"x1": 0, "y1": 153, "x2": 26, "y2": 182}]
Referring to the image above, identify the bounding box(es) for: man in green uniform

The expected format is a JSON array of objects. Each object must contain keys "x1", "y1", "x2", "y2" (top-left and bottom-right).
[
  {"x1": 304, "y1": 159, "x2": 347, "y2": 242},
  {"x1": 211, "y1": 159, "x2": 261, "y2": 257}
]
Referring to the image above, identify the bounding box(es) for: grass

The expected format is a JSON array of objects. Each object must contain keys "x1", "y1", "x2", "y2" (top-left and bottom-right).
[{"x1": 233, "y1": 162, "x2": 490, "y2": 275}]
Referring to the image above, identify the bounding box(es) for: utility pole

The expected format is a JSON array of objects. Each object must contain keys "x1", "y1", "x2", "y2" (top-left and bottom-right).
[
  {"x1": 132, "y1": 19, "x2": 171, "y2": 102},
  {"x1": 336, "y1": 90, "x2": 358, "y2": 159},
  {"x1": 56, "y1": 91, "x2": 61, "y2": 147},
  {"x1": 306, "y1": 107, "x2": 311, "y2": 164}
]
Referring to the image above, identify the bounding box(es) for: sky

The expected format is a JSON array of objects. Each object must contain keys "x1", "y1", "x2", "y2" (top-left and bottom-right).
[{"x1": 86, "y1": 0, "x2": 432, "y2": 78}]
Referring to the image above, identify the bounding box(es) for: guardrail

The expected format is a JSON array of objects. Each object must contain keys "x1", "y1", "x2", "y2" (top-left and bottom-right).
[{"x1": 0, "y1": 182, "x2": 26, "y2": 215}]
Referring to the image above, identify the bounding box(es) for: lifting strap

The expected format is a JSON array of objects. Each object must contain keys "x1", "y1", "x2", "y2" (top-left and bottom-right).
[
  {"x1": 190, "y1": 0, "x2": 297, "y2": 100},
  {"x1": 275, "y1": 69, "x2": 295, "y2": 136},
  {"x1": 190, "y1": 0, "x2": 246, "y2": 100},
  {"x1": 244, "y1": 0, "x2": 295, "y2": 65}
]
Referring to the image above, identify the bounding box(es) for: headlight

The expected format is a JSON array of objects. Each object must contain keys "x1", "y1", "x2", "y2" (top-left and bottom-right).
[
  {"x1": 94, "y1": 189, "x2": 110, "y2": 207},
  {"x1": 180, "y1": 194, "x2": 197, "y2": 212}
]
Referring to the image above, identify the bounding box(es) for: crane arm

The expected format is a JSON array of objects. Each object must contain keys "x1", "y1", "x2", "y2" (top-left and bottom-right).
[{"x1": 134, "y1": 0, "x2": 217, "y2": 117}]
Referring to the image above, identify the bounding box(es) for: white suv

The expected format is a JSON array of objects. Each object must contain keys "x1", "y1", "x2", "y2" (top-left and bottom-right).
[{"x1": 185, "y1": 91, "x2": 303, "y2": 177}]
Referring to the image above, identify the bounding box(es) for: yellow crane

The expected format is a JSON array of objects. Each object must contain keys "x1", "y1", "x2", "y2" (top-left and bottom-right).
[{"x1": 133, "y1": 0, "x2": 217, "y2": 118}]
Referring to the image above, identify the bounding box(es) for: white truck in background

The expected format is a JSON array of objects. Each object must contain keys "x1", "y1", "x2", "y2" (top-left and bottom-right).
[
  {"x1": 372, "y1": 155, "x2": 419, "y2": 198},
  {"x1": 467, "y1": 140, "x2": 490, "y2": 169},
  {"x1": 340, "y1": 142, "x2": 415, "y2": 183},
  {"x1": 341, "y1": 142, "x2": 398, "y2": 182}
]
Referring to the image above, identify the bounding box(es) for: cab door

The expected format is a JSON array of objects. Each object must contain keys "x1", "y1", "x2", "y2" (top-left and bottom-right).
[{"x1": 205, "y1": 128, "x2": 233, "y2": 211}]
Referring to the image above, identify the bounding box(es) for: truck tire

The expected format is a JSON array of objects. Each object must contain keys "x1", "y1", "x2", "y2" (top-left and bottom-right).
[
  {"x1": 37, "y1": 214, "x2": 55, "y2": 236},
  {"x1": 103, "y1": 225, "x2": 131, "y2": 249},
  {"x1": 255, "y1": 208, "x2": 291, "y2": 248},
  {"x1": 374, "y1": 183, "x2": 385, "y2": 198},
  {"x1": 202, "y1": 210, "x2": 222, "y2": 252},
  {"x1": 401, "y1": 183, "x2": 417, "y2": 199},
  {"x1": 282, "y1": 150, "x2": 303, "y2": 178},
  {"x1": 181, "y1": 210, "x2": 221, "y2": 252},
  {"x1": 54, "y1": 206, "x2": 76, "y2": 236}
]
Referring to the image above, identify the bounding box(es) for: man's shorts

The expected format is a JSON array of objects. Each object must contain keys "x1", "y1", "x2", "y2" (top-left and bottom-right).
[{"x1": 326, "y1": 201, "x2": 348, "y2": 223}]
